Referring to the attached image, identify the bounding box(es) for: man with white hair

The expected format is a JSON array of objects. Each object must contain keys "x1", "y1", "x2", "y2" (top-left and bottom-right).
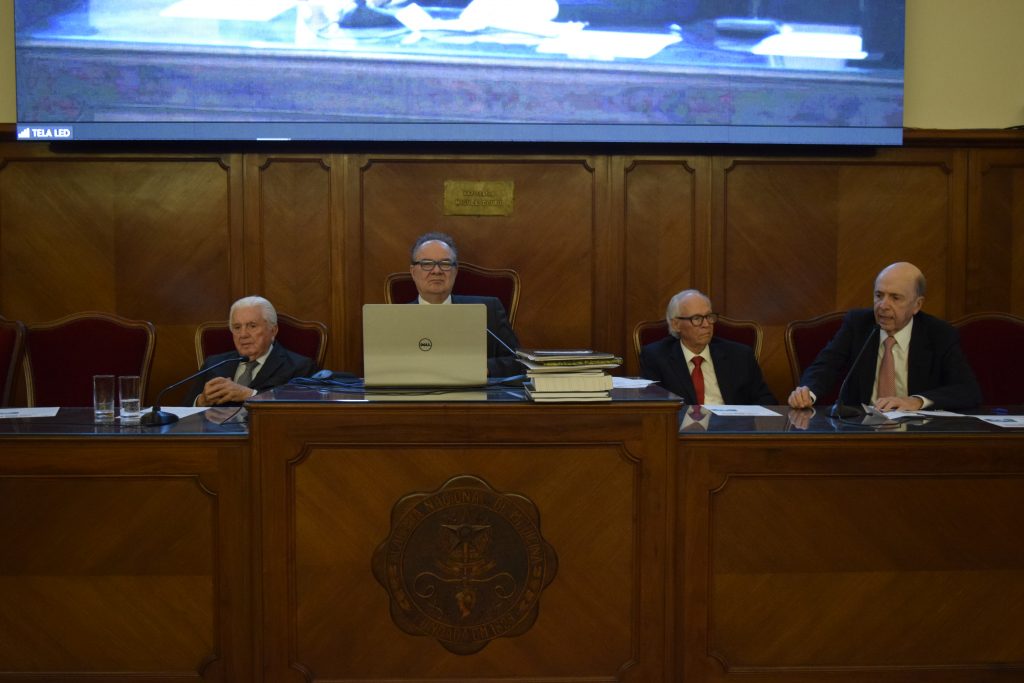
[
  {"x1": 188, "y1": 296, "x2": 317, "y2": 406},
  {"x1": 641, "y1": 288, "x2": 775, "y2": 405}
]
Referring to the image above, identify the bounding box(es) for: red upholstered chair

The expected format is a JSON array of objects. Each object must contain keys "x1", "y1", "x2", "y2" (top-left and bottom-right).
[
  {"x1": 194, "y1": 313, "x2": 328, "y2": 368},
  {"x1": 384, "y1": 262, "x2": 522, "y2": 328},
  {"x1": 953, "y1": 311, "x2": 1024, "y2": 406},
  {"x1": 1, "y1": 318, "x2": 27, "y2": 407},
  {"x1": 632, "y1": 315, "x2": 764, "y2": 367},
  {"x1": 24, "y1": 312, "x2": 156, "y2": 407},
  {"x1": 784, "y1": 311, "x2": 846, "y2": 404}
]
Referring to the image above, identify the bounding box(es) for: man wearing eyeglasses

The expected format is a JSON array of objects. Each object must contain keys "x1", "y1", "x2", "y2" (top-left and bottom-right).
[
  {"x1": 640, "y1": 289, "x2": 775, "y2": 405},
  {"x1": 408, "y1": 232, "x2": 520, "y2": 377}
]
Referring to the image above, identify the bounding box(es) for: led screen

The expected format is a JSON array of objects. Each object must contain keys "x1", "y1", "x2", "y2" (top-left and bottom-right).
[{"x1": 15, "y1": 0, "x2": 905, "y2": 144}]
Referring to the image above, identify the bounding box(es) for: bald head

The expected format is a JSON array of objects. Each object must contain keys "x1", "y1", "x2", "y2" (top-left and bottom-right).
[{"x1": 873, "y1": 262, "x2": 925, "y2": 333}]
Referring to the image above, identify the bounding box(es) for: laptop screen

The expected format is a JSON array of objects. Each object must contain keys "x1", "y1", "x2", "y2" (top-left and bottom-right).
[{"x1": 362, "y1": 303, "x2": 487, "y2": 387}]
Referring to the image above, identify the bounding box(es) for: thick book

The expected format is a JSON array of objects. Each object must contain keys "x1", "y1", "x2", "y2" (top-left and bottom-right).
[
  {"x1": 524, "y1": 385, "x2": 612, "y2": 402},
  {"x1": 527, "y1": 371, "x2": 613, "y2": 392},
  {"x1": 516, "y1": 349, "x2": 619, "y2": 363},
  {"x1": 518, "y1": 358, "x2": 621, "y2": 373}
]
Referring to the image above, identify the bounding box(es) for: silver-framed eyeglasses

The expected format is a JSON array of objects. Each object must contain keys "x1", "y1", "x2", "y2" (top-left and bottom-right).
[
  {"x1": 674, "y1": 313, "x2": 718, "y2": 326},
  {"x1": 411, "y1": 259, "x2": 457, "y2": 272}
]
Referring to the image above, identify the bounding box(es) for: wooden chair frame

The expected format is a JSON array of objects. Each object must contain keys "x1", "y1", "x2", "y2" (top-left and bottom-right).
[
  {"x1": 0, "y1": 317, "x2": 27, "y2": 407},
  {"x1": 383, "y1": 261, "x2": 522, "y2": 328},
  {"x1": 23, "y1": 311, "x2": 156, "y2": 407},
  {"x1": 783, "y1": 311, "x2": 846, "y2": 387},
  {"x1": 194, "y1": 312, "x2": 328, "y2": 368},
  {"x1": 632, "y1": 315, "x2": 764, "y2": 368}
]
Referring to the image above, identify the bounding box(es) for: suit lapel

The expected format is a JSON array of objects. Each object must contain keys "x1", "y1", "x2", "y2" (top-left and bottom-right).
[
  {"x1": 906, "y1": 319, "x2": 930, "y2": 395},
  {"x1": 708, "y1": 340, "x2": 733, "y2": 404},
  {"x1": 666, "y1": 341, "x2": 697, "y2": 403},
  {"x1": 251, "y1": 345, "x2": 285, "y2": 390}
]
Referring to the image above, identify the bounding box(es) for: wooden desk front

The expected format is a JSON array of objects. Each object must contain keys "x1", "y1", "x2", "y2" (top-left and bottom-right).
[
  {"x1": 3, "y1": 401, "x2": 1023, "y2": 683},
  {"x1": 677, "y1": 411, "x2": 1024, "y2": 683}
]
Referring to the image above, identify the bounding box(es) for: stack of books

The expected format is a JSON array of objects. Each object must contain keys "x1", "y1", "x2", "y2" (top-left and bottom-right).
[{"x1": 515, "y1": 349, "x2": 622, "y2": 402}]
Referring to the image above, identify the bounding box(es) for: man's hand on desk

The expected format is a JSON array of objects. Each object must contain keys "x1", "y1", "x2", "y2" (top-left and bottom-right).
[
  {"x1": 197, "y1": 377, "x2": 256, "y2": 407},
  {"x1": 788, "y1": 386, "x2": 815, "y2": 409},
  {"x1": 873, "y1": 395, "x2": 924, "y2": 412}
]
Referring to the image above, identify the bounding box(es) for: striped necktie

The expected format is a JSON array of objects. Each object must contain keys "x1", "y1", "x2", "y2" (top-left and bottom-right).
[{"x1": 237, "y1": 360, "x2": 258, "y2": 387}]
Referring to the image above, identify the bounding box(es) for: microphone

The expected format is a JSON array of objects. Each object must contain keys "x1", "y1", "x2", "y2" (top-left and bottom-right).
[
  {"x1": 829, "y1": 326, "x2": 880, "y2": 419},
  {"x1": 487, "y1": 327, "x2": 518, "y2": 356},
  {"x1": 140, "y1": 355, "x2": 246, "y2": 426}
]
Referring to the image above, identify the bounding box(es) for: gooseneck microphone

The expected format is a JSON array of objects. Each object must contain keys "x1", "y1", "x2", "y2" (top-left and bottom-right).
[
  {"x1": 140, "y1": 355, "x2": 246, "y2": 426},
  {"x1": 829, "y1": 326, "x2": 880, "y2": 419},
  {"x1": 487, "y1": 327, "x2": 518, "y2": 356}
]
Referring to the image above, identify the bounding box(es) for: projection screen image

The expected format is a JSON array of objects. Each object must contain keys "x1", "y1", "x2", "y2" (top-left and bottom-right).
[{"x1": 15, "y1": 0, "x2": 905, "y2": 144}]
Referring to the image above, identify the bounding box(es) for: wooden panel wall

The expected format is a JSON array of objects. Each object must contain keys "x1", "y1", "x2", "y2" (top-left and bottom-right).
[{"x1": 1, "y1": 132, "x2": 1022, "y2": 404}]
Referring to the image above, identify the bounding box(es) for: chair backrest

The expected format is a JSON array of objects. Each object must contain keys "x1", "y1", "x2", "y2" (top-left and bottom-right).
[
  {"x1": 194, "y1": 313, "x2": 328, "y2": 368},
  {"x1": 632, "y1": 315, "x2": 764, "y2": 367},
  {"x1": 24, "y1": 312, "x2": 156, "y2": 407},
  {"x1": 384, "y1": 261, "x2": 522, "y2": 328},
  {"x1": 0, "y1": 318, "x2": 27, "y2": 407},
  {"x1": 952, "y1": 311, "x2": 1024, "y2": 405},
  {"x1": 784, "y1": 311, "x2": 846, "y2": 403}
]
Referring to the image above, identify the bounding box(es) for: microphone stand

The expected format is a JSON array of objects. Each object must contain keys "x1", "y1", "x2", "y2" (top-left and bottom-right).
[
  {"x1": 829, "y1": 326, "x2": 880, "y2": 419},
  {"x1": 140, "y1": 355, "x2": 246, "y2": 427}
]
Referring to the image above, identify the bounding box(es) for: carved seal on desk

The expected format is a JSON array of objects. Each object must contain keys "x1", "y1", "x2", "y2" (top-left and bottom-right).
[{"x1": 372, "y1": 474, "x2": 558, "y2": 654}]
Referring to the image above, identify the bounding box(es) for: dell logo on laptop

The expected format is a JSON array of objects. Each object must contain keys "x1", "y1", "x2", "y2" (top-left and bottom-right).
[{"x1": 418, "y1": 338, "x2": 433, "y2": 352}]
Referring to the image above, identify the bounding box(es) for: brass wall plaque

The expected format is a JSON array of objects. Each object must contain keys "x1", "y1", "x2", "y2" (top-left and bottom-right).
[
  {"x1": 372, "y1": 475, "x2": 558, "y2": 655},
  {"x1": 443, "y1": 180, "x2": 514, "y2": 216}
]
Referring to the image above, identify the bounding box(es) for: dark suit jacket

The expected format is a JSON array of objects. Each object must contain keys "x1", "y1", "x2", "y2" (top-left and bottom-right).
[
  {"x1": 800, "y1": 309, "x2": 981, "y2": 410},
  {"x1": 410, "y1": 295, "x2": 521, "y2": 377},
  {"x1": 185, "y1": 342, "x2": 317, "y2": 405},
  {"x1": 640, "y1": 336, "x2": 777, "y2": 405}
]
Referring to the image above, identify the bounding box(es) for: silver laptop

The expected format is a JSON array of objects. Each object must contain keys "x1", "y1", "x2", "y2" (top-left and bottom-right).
[{"x1": 362, "y1": 303, "x2": 487, "y2": 387}]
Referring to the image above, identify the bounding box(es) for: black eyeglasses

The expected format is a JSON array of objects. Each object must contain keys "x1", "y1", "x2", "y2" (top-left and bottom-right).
[
  {"x1": 673, "y1": 313, "x2": 718, "y2": 326},
  {"x1": 411, "y1": 259, "x2": 457, "y2": 272}
]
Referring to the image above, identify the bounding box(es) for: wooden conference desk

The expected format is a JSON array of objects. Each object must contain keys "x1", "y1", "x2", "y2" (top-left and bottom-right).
[{"x1": 1, "y1": 392, "x2": 1022, "y2": 683}]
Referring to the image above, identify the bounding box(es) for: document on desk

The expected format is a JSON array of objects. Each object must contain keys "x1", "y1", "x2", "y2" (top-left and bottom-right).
[
  {"x1": 0, "y1": 407, "x2": 61, "y2": 419},
  {"x1": 974, "y1": 415, "x2": 1024, "y2": 428},
  {"x1": 613, "y1": 377, "x2": 658, "y2": 389},
  {"x1": 884, "y1": 409, "x2": 965, "y2": 419},
  {"x1": 703, "y1": 405, "x2": 781, "y2": 417}
]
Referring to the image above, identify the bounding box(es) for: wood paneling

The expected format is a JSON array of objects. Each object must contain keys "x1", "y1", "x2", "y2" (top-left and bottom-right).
[
  {"x1": 965, "y1": 149, "x2": 1024, "y2": 313},
  {"x1": 348, "y1": 155, "x2": 602, "y2": 372},
  {"x1": 710, "y1": 148, "x2": 965, "y2": 397},
  {"x1": 0, "y1": 153, "x2": 242, "y2": 403},
  {"x1": 250, "y1": 399, "x2": 676, "y2": 682},
  {"x1": 622, "y1": 156, "x2": 704, "y2": 376},
  {"x1": 0, "y1": 434, "x2": 252, "y2": 681},
  {"x1": 679, "y1": 433, "x2": 1024, "y2": 683},
  {"x1": 1, "y1": 132, "x2": 1023, "y2": 403}
]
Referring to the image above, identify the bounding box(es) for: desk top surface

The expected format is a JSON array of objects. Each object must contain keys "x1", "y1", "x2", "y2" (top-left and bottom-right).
[{"x1": 1, "y1": 393, "x2": 1018, "y2": 438}]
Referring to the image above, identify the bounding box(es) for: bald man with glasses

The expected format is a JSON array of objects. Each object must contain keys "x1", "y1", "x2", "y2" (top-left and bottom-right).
[
  {"x1": 407, "y1": 231, "x2": 520, "y2": 377},
  {"x1": 641, "y1": 289, "x2": 776, "y2": 405}
]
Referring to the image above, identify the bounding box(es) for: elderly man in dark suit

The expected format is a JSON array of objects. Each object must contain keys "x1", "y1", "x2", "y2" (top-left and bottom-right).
[
  {"x1": 641, "y1": 289, "x2": 775, "y2": 405},
  {"x1": 788, "y1": 261, "x2": 981, "y2": 412},
  {"x1": 408, "y1": 231, "x2": 520, "y2": 377},
  {"x1": 188, "y1": 296, "x2": 317, "y2": 406}
]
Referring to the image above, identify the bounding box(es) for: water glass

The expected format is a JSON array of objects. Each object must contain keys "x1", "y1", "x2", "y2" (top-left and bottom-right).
[
  {"x1": 118, "y1": 375, "x2": 142, "y2": 425},
  {"x1": 93, "y1": 375, "x2": 115, "y2": 424}
]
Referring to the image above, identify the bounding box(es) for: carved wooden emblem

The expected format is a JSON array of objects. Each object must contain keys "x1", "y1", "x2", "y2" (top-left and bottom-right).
[{"x1": 372, "y1": 475, "x2": 558, "y2": 654}]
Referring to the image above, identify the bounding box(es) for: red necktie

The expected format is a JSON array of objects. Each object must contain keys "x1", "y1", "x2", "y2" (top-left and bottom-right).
[{"x1": 691, "y1": 356, "x2": 705, "y2": 405}]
